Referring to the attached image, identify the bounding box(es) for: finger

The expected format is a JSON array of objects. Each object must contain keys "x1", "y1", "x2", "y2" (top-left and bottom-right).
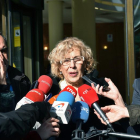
[
  {"x1": 91, "y1": 83, "x2": 96, "y2": 90},
  {"x1": 50, "y1": 130, "x2": 60, "y2": 137},
  {"x1": 100, "y1": 118, "x2": 107, "y2": 125},
  {"x1": 51, "y1": 122, "x2": 59, "y2": 127},
  {"x1": 53, "y1": 127, "x2": 60, "y2": 132},
  {"x1": 50, "y1": 117, "x2": 60, "y2": 123},
  {"x1": 95, "y1": 84, "x2": 100, "y2": 93},
  {"x1": 94, "y1": 110, "x2": 101, "y2": 119}
]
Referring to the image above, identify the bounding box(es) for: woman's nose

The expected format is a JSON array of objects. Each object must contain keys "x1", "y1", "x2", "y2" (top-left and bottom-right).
[{"x1": 69, "y1": 60, "x2": 75, "y2": 68}]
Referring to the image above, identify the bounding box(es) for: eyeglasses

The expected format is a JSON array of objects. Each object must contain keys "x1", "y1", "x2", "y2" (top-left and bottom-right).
[
  {"x1": 60, "y1": 56, "x2": 84, "y2": 66},
  {"x1": 0, "y1": 47, "x2": 8, "y2": 53}
]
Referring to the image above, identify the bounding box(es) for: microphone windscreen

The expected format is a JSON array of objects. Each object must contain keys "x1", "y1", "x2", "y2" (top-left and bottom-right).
[
  {"x1": 78, "y1": 84, "x2": 99, "y2": 108},
  {"x1": 60, "y1": 85, "x2": 77, "y2": 97},
  {"x1": 25, "y1": 89, "x2": 45, "y2": 102},
  {"x1": 48, "y1": 94, "x2": 59, "y2": 104},
  {"x1": 56, "y1": 91, "x2": 75, "y2": 107},
  {"x1": 37, "y1": 75, "x2": 53, "y2": 94},
  {"x1": 72, "y1": 101, "x2": 89, "y2": 123}
]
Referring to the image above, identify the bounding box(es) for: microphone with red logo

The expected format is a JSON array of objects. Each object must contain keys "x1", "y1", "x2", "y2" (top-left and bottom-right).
[
  {"x1": 15, "y1": 89, "x2": 45, "y2": 110},
  {"x1": 48, "y1": 85, "x2": 77, "y2": 105},
  {"x1": 50, "y1": 86, "x2": 77, "y2": 124},
  {"x1": 37, "y1": 75, "x2": 53, "y2": 94},
  {"x1": 15, "y1": 75, "x2": 53, "y2": 110},
  {"x1": 78, "y1": 84, "x2": 114, "y2": 132}
]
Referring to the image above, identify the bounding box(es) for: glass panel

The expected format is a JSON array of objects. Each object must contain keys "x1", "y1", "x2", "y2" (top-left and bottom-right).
[
  {"x1": 12, "y1": 12, "x2": 22, "y2": 71},
  {"x1": 23, "y1": 15, "x2": 32, "y2": 83},
  {"x1": 134, "y1": 0, "x2": 140, "y2": 78}
]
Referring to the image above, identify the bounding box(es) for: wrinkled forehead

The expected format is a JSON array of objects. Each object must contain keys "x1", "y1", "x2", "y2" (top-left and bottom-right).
[{"x1": 60, "y1": 47, "x2": 81, "y2": 59}]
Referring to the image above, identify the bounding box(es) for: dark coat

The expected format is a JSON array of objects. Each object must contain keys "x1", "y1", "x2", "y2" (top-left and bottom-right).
[
  {"x1": 0, "y1": 65, "x2": 31, "y2": 112},
  {"x1": 0, "y1": 102, "x2": 50, "y2": 140}
]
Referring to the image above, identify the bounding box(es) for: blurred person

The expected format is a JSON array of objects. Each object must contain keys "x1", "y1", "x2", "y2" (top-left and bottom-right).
[
  {"x1": 0, "y1": 101, "x2": 52, "y2": 140},
  {"x1": 131, "y1": 78, "x2": 140, "y2": 105},
  {"x1": 47, "y1": 37, "x2": 127, "y2": 140},
  {"x1": 0, "y1": 34, "x2": 31, "y2": 112}
]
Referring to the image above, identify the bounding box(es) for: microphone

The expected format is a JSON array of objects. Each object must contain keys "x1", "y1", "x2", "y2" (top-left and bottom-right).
[
  {"x1": 59, "y1": 85, "x2": 77, "y2": 97},
  {"x1": 78, "y1": 84, "x2": 114, "y2": 131},
  {"x1": 71, "y1": 101, "x2": 89, "y2": 139},
  {"x1": 15, "y1": 89, "x2": 45, "y2": 110},
  {"x1": 50, "y1": 91, "x2": 76, "y2": 124},
  {"x1": 37, "y1": 75, "x2": 53, "y2": 94},
  {"x1": 15, "y1": 75, "x2": 53, "y2": 110},
  {"x1": 48, "y1": 94, "x2": 59, "y2": 104},
  {"x1": 48, "y1": 85, "x2": 77, "y2": 104}
]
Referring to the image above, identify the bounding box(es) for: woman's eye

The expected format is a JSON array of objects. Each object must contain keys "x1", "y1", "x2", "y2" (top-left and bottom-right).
[{"x1": 64, "y1": 59, "x2": 70, "y2": 62}]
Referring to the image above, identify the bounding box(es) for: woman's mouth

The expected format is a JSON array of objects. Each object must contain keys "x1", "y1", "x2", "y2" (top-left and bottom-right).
[{"x1": 69, "y1": 72, "x2": 78, "y2": 77}]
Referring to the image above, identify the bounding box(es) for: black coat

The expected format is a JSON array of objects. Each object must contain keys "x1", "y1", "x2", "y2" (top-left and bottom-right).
[{"x1": 0, "y1": 65, "x2": 31, "y2": 112}]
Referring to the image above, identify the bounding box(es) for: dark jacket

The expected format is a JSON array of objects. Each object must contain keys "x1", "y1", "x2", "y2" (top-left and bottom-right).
[
  {"x1": 131, "y1": 78, "x2": 140, "y2": 105},
  {"x1": 0, "y1": 102, "x2": 51, "y2": 140},
  {"x1": 0, "y1": 65, "x2": 31, "y2": 112},
  {"x1": 47, "y1": 70, "x2": 128, "y2": 140},
  {"x1": 127, "y1": 104, "x2": 140, "y2": 126}
]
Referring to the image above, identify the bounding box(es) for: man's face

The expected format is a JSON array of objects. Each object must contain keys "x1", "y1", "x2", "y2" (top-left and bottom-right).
[{"x1": 0, "y1": 35, "x2": 8, "y2": 65}]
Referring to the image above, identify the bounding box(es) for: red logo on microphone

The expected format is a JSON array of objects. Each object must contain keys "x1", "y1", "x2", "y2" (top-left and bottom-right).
[{"x1": 54, "y1": 103, "x2": 65, "y2": 108}]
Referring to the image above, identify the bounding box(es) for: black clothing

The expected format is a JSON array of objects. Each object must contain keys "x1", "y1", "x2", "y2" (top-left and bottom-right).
[
  {"x1": 127, "y1": 104, "x2": 140, "y2": 126},
  {"x1": 47, "y1": 70, "x2": 128, "y2": 140},
  {"x1": 0, "y1": 102, "x2": 51, "y2": 140},
  {"x1": 0, "y1": 65, "x2": 31, "y2": 112}
]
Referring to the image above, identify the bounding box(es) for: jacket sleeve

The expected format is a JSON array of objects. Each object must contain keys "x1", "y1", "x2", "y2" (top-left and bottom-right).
[
  {"x1": 131, "y1": 78, "x2": 140, "y2": 105},
  {"x1": 127, "y1": 104, "x2": 140, "y2": 126},
  {"x1": 0, "y1": 102, "x2": 50, "y2": 140}
]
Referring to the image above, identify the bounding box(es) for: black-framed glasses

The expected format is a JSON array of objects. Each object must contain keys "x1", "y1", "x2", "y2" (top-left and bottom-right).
[
  {"x1": 0, "y1": 47, "x2": 8, "y2": 53},
  {"x1": 60, "y1": 56, "x2": 84, "y2": 66}
]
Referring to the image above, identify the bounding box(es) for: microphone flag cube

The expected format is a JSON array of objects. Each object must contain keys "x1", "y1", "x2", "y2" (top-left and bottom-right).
[{"x1": 50, "y1": 101, "x2": 72, "y2": 124}]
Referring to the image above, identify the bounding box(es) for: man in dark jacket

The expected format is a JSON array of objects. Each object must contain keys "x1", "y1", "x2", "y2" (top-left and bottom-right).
[
  {"x1": 0, "y1": 34, "x2": 31, "y2": 112},
  {"x1": 0, "y1": 101, "x2": 51, "y2": 140}
]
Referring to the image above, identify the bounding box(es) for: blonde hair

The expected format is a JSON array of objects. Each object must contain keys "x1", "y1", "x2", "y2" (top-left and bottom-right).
[{"x1": 48, "y1": 37, "x2": 97, "y2": 79}]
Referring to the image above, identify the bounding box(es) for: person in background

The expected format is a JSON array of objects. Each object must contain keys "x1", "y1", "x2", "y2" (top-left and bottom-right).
[
  {"x1": 47, "y1": 37, "x2": 127, "y2": 140},
  {"x1": 0, "y1": 34, "x2": 31, "y2": 112},
  {"x1": 131, "y1": 78, "x2": 140, "y2": 105},
  {"x1": 0, "y1": 101, "x2": 60, "y2": 140}
]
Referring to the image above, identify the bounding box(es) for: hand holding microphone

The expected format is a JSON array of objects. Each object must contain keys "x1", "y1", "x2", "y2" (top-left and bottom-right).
[{"x1": 78, "y1": 84, "x2": 114, "y2": 132}]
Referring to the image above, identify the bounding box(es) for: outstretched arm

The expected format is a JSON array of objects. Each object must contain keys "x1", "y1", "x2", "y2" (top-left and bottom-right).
[{"x1": 0, "y1": 102, "x2": 51, "y2": 140}]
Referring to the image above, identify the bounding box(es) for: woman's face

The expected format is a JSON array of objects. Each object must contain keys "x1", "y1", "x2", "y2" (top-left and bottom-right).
[{"x1": 59, "y1": 48, "x2": 85, "y2": 86}]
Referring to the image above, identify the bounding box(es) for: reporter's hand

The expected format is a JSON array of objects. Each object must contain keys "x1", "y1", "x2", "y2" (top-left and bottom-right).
[
  {"x1": 37, "y1": 117, "x2": 60, "y2": 140},
  {"x1": 0, "y1": 52, "x2": 7, "y2": 85},
  {"x1": 91, "y1": 78, "x2": 125, "y2": 107},
  {"x1": 94, "y1": 105, "x2": 129, "y2": 124}
]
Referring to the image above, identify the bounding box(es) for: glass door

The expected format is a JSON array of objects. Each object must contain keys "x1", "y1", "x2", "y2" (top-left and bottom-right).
[{"x1": 12, "y1": 11, "x2": 33, "y2": 83}]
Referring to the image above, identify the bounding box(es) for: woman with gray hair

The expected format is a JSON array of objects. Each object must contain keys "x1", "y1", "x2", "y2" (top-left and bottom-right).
[{"x1": 47, "y1": 37, "x2": 124, "y2": 140}]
